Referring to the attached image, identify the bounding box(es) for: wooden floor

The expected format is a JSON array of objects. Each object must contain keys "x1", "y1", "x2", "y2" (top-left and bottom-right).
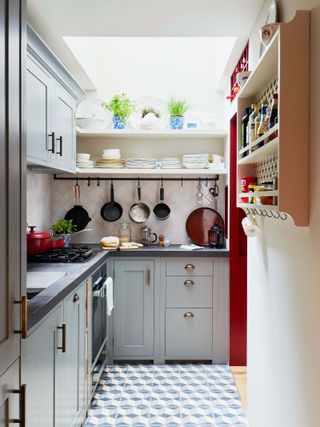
[{"x1": 231, "y1": 366, "x2": 247, "y2": 411}]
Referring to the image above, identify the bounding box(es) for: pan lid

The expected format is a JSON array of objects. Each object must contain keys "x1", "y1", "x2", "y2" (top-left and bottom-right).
[{"x1": 27, "y1": 226, "x2": 51, "y2": 239}]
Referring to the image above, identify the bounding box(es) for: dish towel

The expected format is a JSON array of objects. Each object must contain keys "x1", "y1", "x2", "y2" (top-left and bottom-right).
[
  {"x1": 106, "y1": 277, "x2": 114, "y2": 316},
  {"x1": 180, "y1": 244, "x2": 204, "y2": 251}
]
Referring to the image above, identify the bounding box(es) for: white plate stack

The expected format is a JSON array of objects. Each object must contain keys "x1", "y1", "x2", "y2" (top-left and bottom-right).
[
  {"x1": 126, "y1": 158, "x2": 157, "y2": 169},
  {"x1": 183, "y1": 154, "x2": 209, "y2": 169},
  {"x1": 160, "y1": 158, "x2": 182, "y2": 169},
  {"x1": 96, "y1": 148, "x2": 125, "y2": 168},
  {"x1": 76, "y1": 153, "x2": 95, "y2": 168}
]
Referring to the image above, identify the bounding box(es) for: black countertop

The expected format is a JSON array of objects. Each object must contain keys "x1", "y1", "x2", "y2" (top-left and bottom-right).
[{"x1": 27, "y1": 245, "x2": 229, "y2": 333}]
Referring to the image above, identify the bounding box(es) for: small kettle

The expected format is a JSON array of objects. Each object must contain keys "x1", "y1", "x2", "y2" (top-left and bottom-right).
[{"x1": 140, "y1": 226, "x2": 157, "y2": 246}]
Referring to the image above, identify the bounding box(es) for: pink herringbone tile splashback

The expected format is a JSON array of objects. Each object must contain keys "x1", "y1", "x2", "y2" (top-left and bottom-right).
[{"x1": 51, "y1": 176, "x2": 226, "y2": 244}]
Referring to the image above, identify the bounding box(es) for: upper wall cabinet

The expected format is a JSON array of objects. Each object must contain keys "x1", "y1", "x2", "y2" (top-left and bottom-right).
[
  {"x1": 26, "y1": 25, "x2": 85, "y2": 173},
  {"x1": 237, "y1": 11, "x2": 310, "y2": 226}
]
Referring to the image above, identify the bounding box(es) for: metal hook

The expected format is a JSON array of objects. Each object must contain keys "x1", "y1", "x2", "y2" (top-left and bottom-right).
[
  {"x1": 273, "y1": 211, "x2": 280, "y2": 219},
  {"x1": 97, "y1": 178, "x2": 100, "y2": 187},
  {"x1": 206, "y1": 178, "x2": 208, "y2": 187},
  {"x1": 138, "y1": 177, "x2": 140, "y2": 186},
  {"x1": 262, "y1": 210, "x2": 267, "y2": 217},
  {"x1": 87, "y1": 177, "x2": 91, "y2": 187},
  {"x1": 266, "y1": 210, "x2": 273, "y2": 218},
  {"x1": 280, "y1": 213, "x2": 288, "y2": 221},
  {"x1": 161, "y1": 177, "x2": 163, "y2": 186}
]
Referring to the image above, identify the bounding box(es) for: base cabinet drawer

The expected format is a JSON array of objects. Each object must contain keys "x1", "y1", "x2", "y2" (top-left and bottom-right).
[
  {"x1": 166, "y1": 276, "x2": 213, "y2": 308},
  {"x1": 166, "y1": 309, "x2": 213, "y2": 358},
  {"x1": 166, "y1": 259, "x2": 213, "y2": 276}
]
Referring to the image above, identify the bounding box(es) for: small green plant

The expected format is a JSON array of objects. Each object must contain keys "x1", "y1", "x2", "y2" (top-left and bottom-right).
[
  {"x1": 102, "y1": 93, "x2": 135, "y2": 123},
  {"x1": 51, "y1": 219, "x2": 77, "y2": 235},
  {"x1": 167, "y1": 98, "x2": 188, "y2": 117},
  {"x1": 141, "y1": 106, "x2": 160, "y2": 119}
]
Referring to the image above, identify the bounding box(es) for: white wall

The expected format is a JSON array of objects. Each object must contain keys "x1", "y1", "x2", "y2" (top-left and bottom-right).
[
  {"x1": 246, "y1": 1, "x2": 320, "y2": 427},
  {"x1": 65, "y1": 37, "x2": 235, "y2": 119},
  {"x1": 26, "y1": 172, "x2": 52, "y2": 230}
]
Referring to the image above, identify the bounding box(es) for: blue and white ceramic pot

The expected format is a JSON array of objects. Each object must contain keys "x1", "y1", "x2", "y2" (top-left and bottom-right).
[
  {"x1": 113, "y1": 115, "x2": 126, "y2": 129},
  {"x1": 170, "y1": 115, "x2": 184, "y2": 130}
]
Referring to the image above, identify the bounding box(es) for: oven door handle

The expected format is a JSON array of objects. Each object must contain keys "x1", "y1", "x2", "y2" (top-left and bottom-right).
[{"x1": 93, "y1": 280, "x2": 107, "y2": 298}]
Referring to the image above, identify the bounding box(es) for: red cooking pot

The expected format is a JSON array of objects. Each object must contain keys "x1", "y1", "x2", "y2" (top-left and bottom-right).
[{"x1": 27, "y1": 226, "x2": 53, "y2": 256}]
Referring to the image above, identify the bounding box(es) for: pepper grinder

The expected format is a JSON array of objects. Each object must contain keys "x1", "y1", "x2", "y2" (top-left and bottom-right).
[{"x1": 159, "y1": 234, "x2": 165, "y2": 247}]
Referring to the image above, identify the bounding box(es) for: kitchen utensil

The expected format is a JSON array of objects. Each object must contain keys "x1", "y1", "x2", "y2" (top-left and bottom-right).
[
  {"x1": 186, "y1": 208, "x2": 224, "y2": 246},
  {"x1": 27, "y1": 226, "x2": 52, "y2": 256},
  {"x1": 64, "y1": 183, "x2": 91, "y2": 231},
  {"x1": 129, "y1": 182, "x2": 151, "y2": 223},
  {"x1": 208, "y1": 224, "x2": 225, "y2": 248},
  {"x1": 209, "y1": 181, "x2": 220, "y2": 209},
  {"x1": 140, "y1": 226, "x2": 157, "y2": 246},
  {"x1": 197, "y1": 181, "x2": 203, "y2": 204},
  {"x1": 153, "y1": 180, "x2": 171, "y2": 220},
  {"x1": 100, "y1": 182, "x2": 123, "y2": 222}
]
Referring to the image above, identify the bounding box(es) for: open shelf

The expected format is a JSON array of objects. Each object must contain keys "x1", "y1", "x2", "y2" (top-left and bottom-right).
[
  {"x1": 76, "y1": 128, "x2": 228, "y2": 139},
  {"x1": 236, "y1": 11, "x2": 310, "y2": 226},
  {"x1": 238, "y1": 136, "x2": 279, "y2": 165},
  {"x1": 75, "y1": 167, "x2": 228, "y2": 176}
]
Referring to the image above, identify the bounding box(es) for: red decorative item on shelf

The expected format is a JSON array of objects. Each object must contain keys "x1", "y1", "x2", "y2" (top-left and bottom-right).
[{"x1": 227, "y1": 43, "x2": 249, "y2": 102}]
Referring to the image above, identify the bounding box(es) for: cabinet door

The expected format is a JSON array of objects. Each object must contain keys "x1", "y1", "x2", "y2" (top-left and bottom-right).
[
  {"x1": 0, "y1": 359, "x2": 19, "y2": 427},
  {"x1": 61, "y1": 282, "x2": 86, "y2": 427},
  {"x1": 53, "y1": 83, "x2": 76, "y2": 173},
  {"x1": 22, "y1": 304, "x2": 63, "y2": 427},
  {"x1": 114, "y1": 260, "x2": 154, "y2": 357},
  {"x1": 26, "y1": 55, "x2": 53, "y2": 165},
  {"x1": 0, "y1": 0, "x2": 23, "y2": 383}
]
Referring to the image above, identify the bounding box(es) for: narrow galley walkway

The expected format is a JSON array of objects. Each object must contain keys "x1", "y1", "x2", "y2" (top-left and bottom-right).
[{"x1": 85, "y1": 364, "x2": 248, "y2": 426}]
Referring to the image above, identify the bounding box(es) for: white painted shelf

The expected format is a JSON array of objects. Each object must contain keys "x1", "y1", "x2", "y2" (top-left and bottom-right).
[
  {"x1": 240, "y1": 190, "x2": 279, "y2": 197},
  {"x1": 238, "y1": 136, "x2": 279, "y2": 165},
  {"x1": 76, "y1": 128, "x2": 227, "y2": 139},
  {"x1": 75, "y1": 167, "x2": 227, "y2": 176}
]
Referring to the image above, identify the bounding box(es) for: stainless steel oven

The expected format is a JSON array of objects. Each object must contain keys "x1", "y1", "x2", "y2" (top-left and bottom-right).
[{"x1": 89, "y1": 263, "x2": 112, "y2": 396}]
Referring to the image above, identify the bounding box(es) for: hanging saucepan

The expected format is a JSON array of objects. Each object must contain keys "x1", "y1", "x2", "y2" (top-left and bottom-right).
[
  {"x1": 64, "y1": 183, "x2": 91, "y2": 231},
  {"x1": 129, "y1": 180, "x2": 150, "y2": 223},
  {"x1": 100, "y1": 181, "x2": 123, "y2": 222},
  {"x1": 153, "y1": 179, "x2": 171, "y2": 220}
]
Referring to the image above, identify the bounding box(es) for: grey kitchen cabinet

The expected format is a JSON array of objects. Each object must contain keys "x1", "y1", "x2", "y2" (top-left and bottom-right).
[
  {"x1": 53, "y1": 84, "x2": 77, "y2": 172},
  {"x1": 22, "y1": 303, "x2": 63, "y2": 427},
  {"x1": 62, "y1": 281, "x2": 86, "y2": 427},
  {"x1": 113, "y1": 260, "x2": 155, "y2": 358},
  {"x1": 26, "y1": 25, "x2": 84, "y2": 173},
  {"x1": 26, "y1": 55, "x2": 53, "y2": 166},
  {"x1": 22, "y1": 280, "x2": 88, "y2": 427}
]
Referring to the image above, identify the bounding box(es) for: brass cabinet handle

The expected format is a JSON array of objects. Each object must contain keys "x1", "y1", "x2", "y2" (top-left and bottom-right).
[
  {"x1": 48, "y1": 132, "x2": 55, "y2": 153},
  {"x1": 56, "y1": 136, "x2": 63, "y2": 156},
  {"x1": 57, "y1": 323, "x2": 66, "y2": 353},
  {"x1": 147, "y1": 269, "x2": 151, "y2": 287},
  {"x1": 184, "y1": 312, "x2": 195, "y2": 318},
  {"x1": 73, "y1": 293, "x2": 79, "y2": 303},
  {"x1": 14, "y1": 296, "x2": 27, "y2": 339},
  {"x1": 184, "y1": 280, "x2": 194, "y2": 287},
  {"x1": 185, "y1": 263, "x2": 195, "y2": 271},
  {"x1": 10, "y1": 384, "x2": 26, "y2": 426}
]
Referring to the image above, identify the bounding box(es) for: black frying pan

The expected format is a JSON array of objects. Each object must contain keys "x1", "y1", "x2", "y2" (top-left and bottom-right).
[
  {"x1": 153, "y1": 181, "x2": 171, "y2": 220},
  {"x1": 100, "y1": 182, "x2": 123, "y2": 222},
  {"x1": 64, "y1": 183, "x2": 91, "y2": 231}
]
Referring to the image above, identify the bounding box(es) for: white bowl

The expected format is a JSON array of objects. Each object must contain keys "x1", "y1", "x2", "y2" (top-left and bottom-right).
[
  {"x1": 76, "y1": 153, "x2": 91, "y2": 161},
  {"x1": 102, "y1": 149, "x2": 121, "y2": 158},
  {"x1": 76, "y1": 117, "x2": 106, "y2": 130}
]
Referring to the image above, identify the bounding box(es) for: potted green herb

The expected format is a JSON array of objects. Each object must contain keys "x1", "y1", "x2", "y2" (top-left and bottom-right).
[
  {"x1": 51, "y1": 219, "x2": 77, "y2": 248},
  {"x1": 167, "y1": 97, "x2": 188, "y2": 130},
  {"x1": 103, "y1": 93, "x2": 135, "y2": 129}
]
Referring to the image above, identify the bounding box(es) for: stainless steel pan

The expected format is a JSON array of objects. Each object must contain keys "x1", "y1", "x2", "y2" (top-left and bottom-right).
[{"x1": 129, "y1": 181, "x2": 150, "y2": 223}]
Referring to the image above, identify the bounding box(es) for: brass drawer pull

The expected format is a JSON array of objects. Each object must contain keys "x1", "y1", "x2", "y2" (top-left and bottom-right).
[
  {"x1": 184, "y1": 312, "x2": 194, "y2": 318},
  {"x1": 184, "y1": 280, "x2": 194, "y2": 287},
  {"x1": 10, "y1": 384, "x2": 26, "y2": 426},
  {"x1": 57, "y1": 323, "x2": 66, "y2": 353},
  {"x1": 14, "y1": 296, "x2": 27, "y2": 339},
  {"x1": 185, "y1": 263, "x2": 195, "y2": 271}
]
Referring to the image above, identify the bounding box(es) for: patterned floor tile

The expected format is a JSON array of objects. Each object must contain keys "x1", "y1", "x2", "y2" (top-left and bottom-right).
[{"x1": 85, "y1": 364, "x2": 248, "y2": 426}]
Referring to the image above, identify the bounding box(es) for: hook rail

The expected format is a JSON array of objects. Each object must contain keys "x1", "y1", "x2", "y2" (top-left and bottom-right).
[
  {"x1": 53, "y1": 174, "x2": 220, "y2": 183},
  {"x1": 244, "y1": 207, "x2": 288, "y2": 221}
]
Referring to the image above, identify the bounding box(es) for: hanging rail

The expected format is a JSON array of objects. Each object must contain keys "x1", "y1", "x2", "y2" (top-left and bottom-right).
[{"x1": 53, "y1": 174, "x2": 220, "y2": 183}]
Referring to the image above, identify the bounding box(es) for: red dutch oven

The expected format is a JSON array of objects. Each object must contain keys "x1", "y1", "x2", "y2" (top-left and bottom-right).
[{"x1": 27, "y1": 226, "x2": 53, "y2": 256}]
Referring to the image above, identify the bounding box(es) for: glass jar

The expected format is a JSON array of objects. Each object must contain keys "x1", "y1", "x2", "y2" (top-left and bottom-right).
[{"x1": 119, "y1": 219, "x2": 131, "y2": 244}]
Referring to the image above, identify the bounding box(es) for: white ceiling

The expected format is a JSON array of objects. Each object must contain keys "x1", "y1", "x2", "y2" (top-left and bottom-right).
[{"x1": 27, "y1": 0, "x2": 265, "y2": 90}]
